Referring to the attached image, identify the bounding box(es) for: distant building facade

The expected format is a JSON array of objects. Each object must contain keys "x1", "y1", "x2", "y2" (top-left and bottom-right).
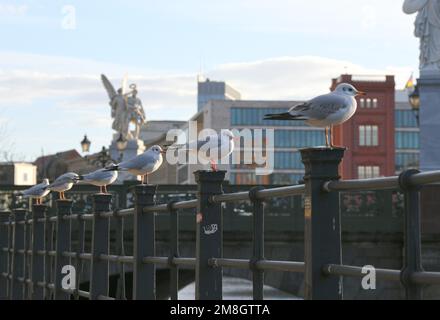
[
  {"x1": 0, "y1": 162, "x2": 37, "y2": 186},
  {"x1": 197, "y1": 79, "x2": 241, "y2": 111},
  {"x1": 332, "y1": 75, "x2": 396, "y2": 179}
]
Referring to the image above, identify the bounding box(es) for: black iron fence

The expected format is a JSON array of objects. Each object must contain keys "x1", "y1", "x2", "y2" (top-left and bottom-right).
[{"x1": 1, "y1": 147, "x2": 440, "y2": 300}]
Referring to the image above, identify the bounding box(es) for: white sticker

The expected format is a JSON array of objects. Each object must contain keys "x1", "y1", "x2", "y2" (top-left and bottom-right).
[{"x1": 203, "y1": 224, "x2": 218, "y2": 235}]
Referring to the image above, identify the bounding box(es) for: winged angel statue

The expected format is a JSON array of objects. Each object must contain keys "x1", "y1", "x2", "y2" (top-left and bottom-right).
[{"x1": 101, "y1": 74, "x2": 147, "y2": 140}]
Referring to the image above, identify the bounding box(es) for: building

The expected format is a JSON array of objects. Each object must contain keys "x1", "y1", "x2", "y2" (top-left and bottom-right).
[
  {"x1": 0, "y1": 162, "x2": 37, "y2": 186},
  {"x1": 332, "y1": 75, "x2": 396, "y2": 179},
  {"x1": 197, "y1": 78, "x2": 241, "y2": 111},
  {"x1": 177, "y1": 74, "x2": 420, "y2": 185},
  {"x1": 394, "y1": 90, "x2": 420, "y2": 174}
]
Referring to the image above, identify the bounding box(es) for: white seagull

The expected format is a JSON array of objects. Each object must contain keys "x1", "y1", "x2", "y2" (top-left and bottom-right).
[
  {"x1": 264, "y1": 83, "x2": 366, "y2": 148},
  {"x1": 76, "y1": 167, "x2": 118, "y2": 194},
  {"x1": 19, "y1": 179, "x2": 50, "y2": 205},
  {"x1": 105, "y1": 145, "x2": 164, "y2": 184},
  {"x1": 169, "y1": 130, "x2": 235, "y2": 171},
  {"x1": 47, "y1": 172, "x2": 80, "y2": 200}
]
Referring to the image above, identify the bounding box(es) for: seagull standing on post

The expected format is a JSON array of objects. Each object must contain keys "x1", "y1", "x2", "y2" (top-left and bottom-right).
[
  {"x1": 105, "y1": 145, "x2": 165, "y2": 184},
  {"x1": 47, "y1": 172, "x2": 80, "y2": 200},
  {"x1": 168, "y1": 130, "x2": 236, "y2": 171},
  {"x1": 19, "y1": 179, "x2": 50, "y2": 205},
  {"x1": 264, "y1": 83, "x2": 366, "y2": 148},
  {"x1": 75, "y1": 167, "x2": 118, "y2": 194}
]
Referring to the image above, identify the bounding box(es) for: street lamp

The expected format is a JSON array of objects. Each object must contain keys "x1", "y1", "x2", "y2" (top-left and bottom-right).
[
  {"x1": 80, "y1": 135, "x2": 91, "y2": 153},
  {"x1": 408, "y1": 84, "x2": 420, "y2": 126},
  {"x1": 80, "y1": 135, "x2": 125, "y2": 168}
]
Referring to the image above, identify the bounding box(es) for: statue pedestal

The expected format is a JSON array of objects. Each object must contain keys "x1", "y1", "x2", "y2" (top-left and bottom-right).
[
  {"x1": 110, "y1": 139, "x2": 146, "y2": 184},
  {"x1": 418, "y1": 73, "x2": 440, "y2": 171}
]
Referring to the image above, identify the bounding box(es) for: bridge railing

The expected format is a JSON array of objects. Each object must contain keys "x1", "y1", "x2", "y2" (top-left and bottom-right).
[{"x1": 1, "y1": 147, "x2": 440, "y2": 300}]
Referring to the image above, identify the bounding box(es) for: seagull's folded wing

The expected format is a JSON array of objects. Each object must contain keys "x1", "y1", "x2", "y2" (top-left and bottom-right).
[{"x1": 296, "y1": 93, "x2": 349, "y2": 120}]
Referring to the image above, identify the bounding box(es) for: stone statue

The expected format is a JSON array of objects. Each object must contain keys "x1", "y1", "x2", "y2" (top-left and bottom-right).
[
  {"x1": 403, "y1": 0, "x2": 440, "y2": 72},
  {"x1": 101, "y1": 74, "x2": 147, "y2": 140}
]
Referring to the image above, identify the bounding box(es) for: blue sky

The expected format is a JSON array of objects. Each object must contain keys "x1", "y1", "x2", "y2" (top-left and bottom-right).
[{"x1": 0, "y1": 0, "x2": 420, "y2": 160}]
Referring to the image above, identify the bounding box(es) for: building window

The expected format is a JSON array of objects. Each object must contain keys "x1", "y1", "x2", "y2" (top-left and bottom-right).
[
  {"x1": 395, "y1": 132, "x2": 419, "y2": 149},
  {"x1": 360, "y1": 98, "x2": 365, "y2": 108},
  {"x1": 359, "y1": 125, "x2": 379, "y2": 146},
  {"x1": 395, "y1": 110, "x2": 418, "y2": 128},
  {"x1": 366, "y1": 98, "x2": 372, "y2": 108},
  {"x1": 358, "y1": 166, "x2": 380, "y2": 179},
  {"x1": 274, "y1": 152, "x2": 303, "y2": 170},
  {"x1": 396, "y1": 153, "x2": 419, "y2": 172},
  {"x1": 23, "y1": 173, "x2": 28, "y2": 182},
  {"x1": 274, "y1": 130, "x2": 325, "y2": 148},
  {"x1": 372, "y1": 98, "x2": 378, "y2": 108}
]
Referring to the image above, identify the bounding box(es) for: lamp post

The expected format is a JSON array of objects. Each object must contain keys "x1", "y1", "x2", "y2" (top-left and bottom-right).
[
  {"x1": 80, "y1": 135, "x2": 127, "y2": 168},
  {"x1": 408, "y1": 84, "x2": 420, "y2": 127}
]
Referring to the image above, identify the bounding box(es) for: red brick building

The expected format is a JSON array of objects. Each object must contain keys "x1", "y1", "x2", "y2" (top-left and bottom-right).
[{"x1": 331, "y1": 75, "x2": 396, "y2": 180}]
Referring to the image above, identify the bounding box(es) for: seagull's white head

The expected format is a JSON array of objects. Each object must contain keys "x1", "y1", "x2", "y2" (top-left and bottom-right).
[
  {"x1": 150, "y1": 145, "x2": 165, "y2": 155},
  {"x1": 42, "y1": 178, "x2": 49, "y2": 185},
  {"x1": 63, "y1": 172, "x2": 80, "y2": 184},
  {"x1": 335, "y1": 83, "x2": 366, "y2": 97},
  {"x1": 222, "y1": 129, "x2": 235, "y2": 141}
]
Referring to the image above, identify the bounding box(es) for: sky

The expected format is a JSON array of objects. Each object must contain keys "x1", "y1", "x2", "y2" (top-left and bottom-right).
[{"x1": 0, "y1": 0, "x2": 420, "y2": 160}]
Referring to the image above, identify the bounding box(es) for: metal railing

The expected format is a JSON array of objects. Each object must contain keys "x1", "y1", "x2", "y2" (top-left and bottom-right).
[{"x1": 1, "y1": 147, "x2": 440, "y2": 300}]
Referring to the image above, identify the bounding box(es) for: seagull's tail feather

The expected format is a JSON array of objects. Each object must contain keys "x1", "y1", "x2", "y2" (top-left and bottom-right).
[
  {"x1": 104, "y1": 164, "x2": 119, "y2": 172},
  {"x1": 264, "y1": 112, "x2": 305, "y2": 121}
]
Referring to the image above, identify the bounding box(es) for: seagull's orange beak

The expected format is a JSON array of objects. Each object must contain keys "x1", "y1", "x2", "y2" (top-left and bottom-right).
[{"x1": 357, "y1": 91, "x2": 366, "y2": 96}]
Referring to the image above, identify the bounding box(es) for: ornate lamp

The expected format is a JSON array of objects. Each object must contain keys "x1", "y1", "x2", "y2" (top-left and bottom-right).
[
  {"x1": 408, "y1": 85, "x2": 420, "y2": 126},
  {"x1": 80, "y1": 135, "x2": 91, "y2": 153}
]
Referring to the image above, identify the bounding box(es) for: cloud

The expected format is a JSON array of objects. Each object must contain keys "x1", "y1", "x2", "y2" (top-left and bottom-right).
[{"x1": 0, "y1": 52, "x2": 414, "y2": 116}]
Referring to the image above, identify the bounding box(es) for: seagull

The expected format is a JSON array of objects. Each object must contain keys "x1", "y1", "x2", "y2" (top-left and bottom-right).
[
  {"x1": 47, "y1": 172, "x2": 79, "y2": 200},
  {"x1": 168, "y1": 130, "x2": 235, "y2": 171},
  {"x1": 19, "y1": 179, "x2": 50, "y2": 205},
  {"x1": 75, "y1": 167, "x2": 118, "y2": 194},
  {"x1": 105, "y1": 145, "x2": 164, "y2": 184},
  {"x1": 264, "y1": 83, "x2": 366, "y2": 148}
]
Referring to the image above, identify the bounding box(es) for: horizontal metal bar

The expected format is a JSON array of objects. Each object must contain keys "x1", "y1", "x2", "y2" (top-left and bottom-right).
[
  {"x1": 81, "y1": 214, "x2": 94, "y2": 221},
  {"x1": 411, "y1": 271, "x2": 440, "y2": 285},
  {"x1": 143, "y1": 199, "x2": 198, "y2": 213},
  {"x1": 211, "y1": 185, "x2": 306, "y2": 204},
  {"x1": 115, "y1": 208, "x2": 134, "y2": 217},
  {"x1": 257, "y1": 185, "x2": 306, "y2": 199},
  {"x1": 173, "y1": 257, "x2": 196, "y2": 267},
  {"x1": 49, "y1": 216, "x2": 58, "y2": 223},
  {"x1": 48, "y1": 251, "x2": 56, "y2": 257},
  {"x1": 142, "y1": 256, "x2": 169, "y2": 265},
  {"x1": 98, "y1": 295, "x2": 116, "y2": 300},
  {"x1": 78, "y1": 290, "x2": 91, "y2": 299},
  {"x1": 64, "y1": 214, "x2": 79, "y2": 221},
  {"x1": 256, "y1": 260, "x2": 305, "y2": 273},
  {"x1": 37, "y1": 218, "x2": 46, "y2": 223},
  {"x1": 209, "y1": 258, "x2": 250, "y2": 269},
  {"x1": 209, "y1": 258, "x2": 305, "y2": 273},
  {"x1": 99, "y1": 211, "x2": 115, "y2": 219},
  {"x1": 1, "y1": 272, "x2": 8, "y2": 278},
  {"x1": 323, "y1": 264, "x2": 401, "y2": 282},
  {"x1": 100, "y1": 254, "x2": 134, "y2": 263},
  {"x1": 323, "y1": 177, "x2": 398, "y2": 192},
  {"x1": 409, "y1": 170, "x2": 440, "y2": 186}
]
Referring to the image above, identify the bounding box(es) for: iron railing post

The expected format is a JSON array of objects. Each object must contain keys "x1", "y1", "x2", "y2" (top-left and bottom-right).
[
  {"x1": 0, "y1": 211, "x2": 10, "y2": 299},
  {"x1": 31, "y1": 204, "x2": 47, "y2": 300},
  {"x1": 250, "y1": 186, "x2": 265, "y2": 300},
  {"x1": 10, "y1": 209, "x2": 26, "y2": 300},
  {"x1": 168, "y1": 201, "x2": 179, "y2": 300},
  {"x1": 90, "y1": 194, "x2": 112, "y2": 300},
  {"x1": 301, "y1": 147, "x2": 345, "y2": 300},
  {"x1": 133, "y1": 185, "x2": 157, "y2": 300},
  {"x1": 194, "y1": 170, "x2": 226, "y2": 300},
  {"x1": 53, "y1": 200, "x2": 72, "y2": 300},
  {"x1": 399, "y1": 169, "x2": 424, "y2": 300}
]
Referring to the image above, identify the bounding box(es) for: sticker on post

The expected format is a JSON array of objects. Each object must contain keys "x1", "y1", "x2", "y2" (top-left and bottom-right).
[{"x1": 203, "y1": 224, "x2": 218, "y2": 235}]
